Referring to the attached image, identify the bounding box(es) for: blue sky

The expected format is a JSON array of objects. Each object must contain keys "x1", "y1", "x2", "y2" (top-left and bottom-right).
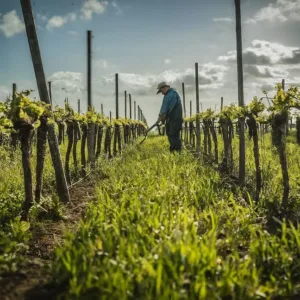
[{"x1": 1, "y1": 0, "x2": 300, "y2": 124}]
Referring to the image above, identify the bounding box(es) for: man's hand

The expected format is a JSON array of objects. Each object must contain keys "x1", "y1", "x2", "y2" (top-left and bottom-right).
[{"x1": 156, "y1": 113, "x2": 166, "y2": 125}]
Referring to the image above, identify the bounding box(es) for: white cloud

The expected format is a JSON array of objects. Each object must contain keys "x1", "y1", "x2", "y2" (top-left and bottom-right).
[
  {"x1": 244, "y1": 65, "x2": 289, "y2": 79},
  {"x1": 0, "y1": 10, "x2": 25, "y2": 38},
  {"x1": 48, "y1": 71, "x2": 84, "y2": 94},
  {"x1": 94, "y1": 63, "x2": 228, "y2": 97},
  {"x1": 111, "y1": 1, "x2": 123, "y2": 15},
  {"x1": 95, "y1": 59, "x2": 109, "y2": 69},
  {"x1": 212, "y1": 17, "x2": 233, "y2": 23},
  {"x1": 0, "y1": 85, "x2": 10, "y2": 100},
  {"x1": 218, "y1": 40, "x2": 300, "y2": 65},
  {"x1": 37, "y1": 13, "x2": 48, "y2": 22},
  {"x1": 46, "y1": 13, "x2": 77, "y2": 30},
  {"x1": 80, "y1": 0, "x2": 108, "y2": 20},
  {"x1": 164, "y1": 58, "x2": 171, "y2": 65},
  {"x1": 246, "y1": 0, "x2": 300, "y2": 24}
]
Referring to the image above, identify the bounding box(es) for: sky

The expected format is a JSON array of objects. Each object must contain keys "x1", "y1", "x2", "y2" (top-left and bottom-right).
[{"x1": 1, "y1": 0, "x2": 300, "y2": 124}]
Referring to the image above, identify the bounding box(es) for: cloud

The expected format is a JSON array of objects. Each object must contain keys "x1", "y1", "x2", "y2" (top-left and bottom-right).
[
  {"x1": 47, "y1": 71, "x2": 84, "y2": 94},
  {"x1": 246, "y1": 0, "x2": 300, "y2": 24},
  {"x1": 80, "y1": 0, "x2": 108, "y2": 20},
  {"x1": 92, "y1": 63, "x2": 228, "y2": 97},
  {"x1": 0, "y1": 85, "x2": 10, "y2": 100},
  {"x1": 244, "y1": 65, "x2": 289, "y2": 79},
  {"x1": 95, "y1": 59, "x2": 109, "y2": 69},
  {"x1": 212, "y1": 17, "x2": 233, "y2": 23},
  {"x1": 218, "y1": 40, "x2": 300, "y2": 66},
  {"x1": 0, "y1": 10, "x2": 25, "y2": 38},
  {"x1": 111, "y1": 1, "x2": 123, "y2": 15},
  {"x1": 46, "y1": 13, "x2": 77, "y2": 30},
  {"x1": 37, "y1": 13, "x2": 48, "y2": 22},
  {"x1": 164, "y1": 58, "x2": 171, "y2": 65}
]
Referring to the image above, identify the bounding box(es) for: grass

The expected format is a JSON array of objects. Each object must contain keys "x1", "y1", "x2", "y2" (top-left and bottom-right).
[{"x1": 51, "y1": 136, "x2": 300, "y2": 299}]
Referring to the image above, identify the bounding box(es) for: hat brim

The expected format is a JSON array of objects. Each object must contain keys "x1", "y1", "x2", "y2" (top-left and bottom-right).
[{"x1": 156, "y1": 85, "x2": 168, "y2": 94}]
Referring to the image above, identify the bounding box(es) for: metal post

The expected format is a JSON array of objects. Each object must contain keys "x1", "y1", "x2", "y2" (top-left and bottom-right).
[
  {"x1": 101, "y1": 103, "x2": 104, "y2": 115},
  {"x1": 78, "y1": 99, "x2": 80, "y2": 114},
  {"x1": 20, "y1": 0, "x2": 69, "y2": 203},
  {"x1": 234, "y1": 0, "x2": 246, "y2": 184},
  {"x1": 221, "y1": 97, "x2": 224, "y2": 111},
  {"x1": 87, "y1": 30, "x2": 92, "y2": 111}
]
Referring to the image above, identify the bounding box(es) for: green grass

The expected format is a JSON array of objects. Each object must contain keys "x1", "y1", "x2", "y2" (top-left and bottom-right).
[{"x1": 52, "y1": 136, "x2": 300, "y2": 299}]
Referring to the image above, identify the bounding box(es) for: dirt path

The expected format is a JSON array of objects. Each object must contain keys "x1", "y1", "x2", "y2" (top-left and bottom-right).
[{"x1": 0, "y1": 179, "x2": 96, "y2": 300}]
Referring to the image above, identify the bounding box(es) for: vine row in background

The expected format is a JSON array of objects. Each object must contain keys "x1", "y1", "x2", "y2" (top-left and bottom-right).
[{"x1": 0, "y1": 91, "x2": 146, "y2": 220}]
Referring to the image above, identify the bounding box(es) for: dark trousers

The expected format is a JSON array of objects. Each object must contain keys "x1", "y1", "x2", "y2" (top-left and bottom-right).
[{"x1": 166, "y1": 121, "x2": 182, "y2": 152}]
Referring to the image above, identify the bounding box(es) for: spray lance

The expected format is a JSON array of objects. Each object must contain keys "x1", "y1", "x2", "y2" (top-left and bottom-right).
[{"x1": 139, "y1": 121, "x2": 163, "y2": 145}]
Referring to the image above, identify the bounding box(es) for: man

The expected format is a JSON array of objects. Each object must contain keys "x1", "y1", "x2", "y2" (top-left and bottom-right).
[{"x1": 154, "y1": 81, "x2": 183, "y2": 152}]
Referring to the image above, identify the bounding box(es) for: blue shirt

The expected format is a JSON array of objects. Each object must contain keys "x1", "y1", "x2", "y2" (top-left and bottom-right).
[{"x1": 159, "y1": 88, "x2": 183, "y2": 121}]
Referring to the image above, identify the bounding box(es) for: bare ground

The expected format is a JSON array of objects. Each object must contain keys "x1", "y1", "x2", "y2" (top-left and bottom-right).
[{"x1": 0, "y1": 179, "x2": 96, "y2": 300}]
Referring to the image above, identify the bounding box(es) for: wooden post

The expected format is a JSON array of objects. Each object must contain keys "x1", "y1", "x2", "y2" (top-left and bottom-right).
[
  {"x1": 115, "y1": 74, "x2": 119, "y2": 154},
  {"x1": 125, "y1": 91, "x2": 127, "y2": 118},
  {"x1": 195, "y1": 63, "x2": 201, "y2": 153},
  {"x1": 182, "y1": 83, "x2": 186, "y2": 118},
  {"x1": 20, "y1": 0, "x2": 69, "y2": 203},
  {"x1": 134, "y1": 101, "x2": 136, "y2": 120},
  {"x1": 189, "y1": 100, "x2": 193, "y2": 146},
  {"x1": 87, "y1": 30, "x2": 92, "y2": 110},
  {"x1": 282, "y1": 79, "x2": 289, "y2": 135},
  {"x1": 234, "y1": 0, "x2": 246, "y2": 184},
  {"x1": 115, "y1": 74, "x2": 119, "y2": 119},
  {"x1": 101, "y1": 103, "x2": 104, "y2": 115},
  {"x1": 129, "y1": 94, "x2": 132, "y2": 119},
  {"x1": 221, "y1": 97, "x2": 224, "y2": 111},
  {"x1": 110, "y1": 111, "x2": 112, "y2": 122},
  {"x1": 78, "y1": 99, "x2": 80, "y2": 114},
  {"x1": 48, "y1": 81, "x2": 52, "y2": 107},
  {"x1": 13, "y1": 83, "x2": 17, "y2": 100},
  {"x1": 138, "y1": 105, "x2": 140, "y2": 120},
  {"x1": 282, "y1": 79, "x2": 285, "y2": 90}
]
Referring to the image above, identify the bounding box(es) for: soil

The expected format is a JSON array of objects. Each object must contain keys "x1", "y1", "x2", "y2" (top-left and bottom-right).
[{"x1": 0, "y1": 179, "x2": 96, "y2": 300}]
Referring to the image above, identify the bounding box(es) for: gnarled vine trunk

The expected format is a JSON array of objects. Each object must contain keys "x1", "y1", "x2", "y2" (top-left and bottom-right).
[
  {"x1": 209, "y1": 119, "x2": 218, "y2": 163},
  {"x1": 247, "y1": 115, "x2": 262, "y2": 200},
  {"x1": 35, "y1": 116, "x2": 48, "y2": 203},
  {"x1": 272, "y1": 111, "x2": 289, "y2": 206},
  {"x1": 87, "y1": 122, "x2": 96, "y2": 169},
  {"x1": 81, "y1": 123, "x2": 87, "y2": 176},
  {"x1": 73, "y1": 120, "x2": 80, "y2": 174},
  {"x1": 20, "y1": 125, "x2": 34, "y2": 221},
  {"x1": 95, "y1": 125, "x2": 104, "y2": 160},
  {"x1": 65, "y1": 121, "x2": 74, "y2": 185}
]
